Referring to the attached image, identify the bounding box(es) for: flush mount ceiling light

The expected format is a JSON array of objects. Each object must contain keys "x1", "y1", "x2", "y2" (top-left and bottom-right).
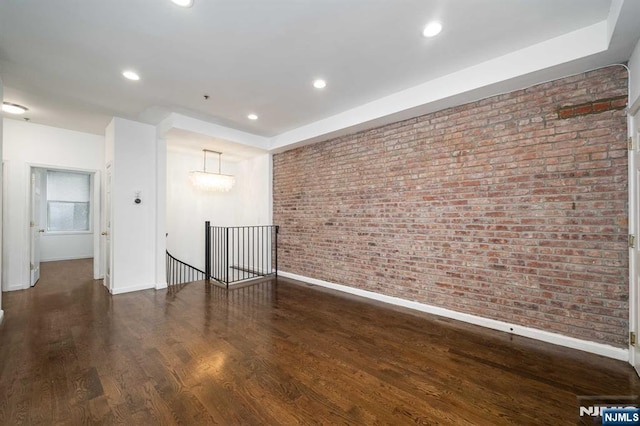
[
  {"x1": 247, "y1": 113, "x2": 258, "y2": 120},
  {"x1": 313, "y1": 79, "x2": 327, "y2": 89},
  {"x1": 122, "y1": 70, "x2": 140, "y2": 81},
  {"x1": 422, "y1": 21, "x2": 442, "y2": 37},
  {"x1": 189, "y1": 149, "x2": 235, "y2": 192},
  {"x1": 171, "y1": 0, "x2": 194, "y2": 7},
  {"x1": 2, "y1": 102, "x2": 28, "y2": 114}
]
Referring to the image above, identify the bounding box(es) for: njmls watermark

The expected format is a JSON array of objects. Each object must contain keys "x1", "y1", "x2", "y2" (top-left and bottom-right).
[{"x1": 578, "y1": 396, "x2": 640, "y2": 425}]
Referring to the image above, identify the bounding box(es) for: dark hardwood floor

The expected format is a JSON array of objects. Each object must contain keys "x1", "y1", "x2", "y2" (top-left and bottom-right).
[{"x1": 1, "y1": 259, "x2": 639, "y2": 425}]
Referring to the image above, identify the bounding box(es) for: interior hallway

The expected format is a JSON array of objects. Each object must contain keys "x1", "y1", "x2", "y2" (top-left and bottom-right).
[{"x1": 0, "y1": 259, "x2": 639, "y2": 424}]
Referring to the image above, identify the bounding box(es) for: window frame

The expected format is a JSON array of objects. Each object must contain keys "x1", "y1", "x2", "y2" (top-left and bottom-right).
[{"x1": 44, "y1": 170, "x2": 93, "y2": 235}]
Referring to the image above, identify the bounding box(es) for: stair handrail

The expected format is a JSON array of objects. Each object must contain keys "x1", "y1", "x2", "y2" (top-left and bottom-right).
[{"x1": 166, "y1": 249, "x2": 206, "y2": 286}]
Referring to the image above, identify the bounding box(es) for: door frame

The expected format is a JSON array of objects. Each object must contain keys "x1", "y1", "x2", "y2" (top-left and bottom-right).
[
  {"x1": 104, "y1": 162, "x2": 112, "y2": 292},
  {"x1": 629, "y1": 97, "x2": 640, "y2": 371},
  {"x1": 29, "y1": 167, "x2": 43, "y2": 286},
  {"x1": 25, "y1": 163, "x2": 102, "y2": 288}
]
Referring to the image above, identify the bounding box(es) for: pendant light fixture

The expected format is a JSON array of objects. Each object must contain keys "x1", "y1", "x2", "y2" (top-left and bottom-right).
[
  {"x1": 189, "y1": 149, "x2": 235, "y2": 192},
  {"x1": 2, "y1": 102, "x2": 28, "y2": 114}
]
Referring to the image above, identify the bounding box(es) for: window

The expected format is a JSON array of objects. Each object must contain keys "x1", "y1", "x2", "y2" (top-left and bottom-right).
[{"x1": 46, "y1": 170, "x2": 91, "y2": 232}]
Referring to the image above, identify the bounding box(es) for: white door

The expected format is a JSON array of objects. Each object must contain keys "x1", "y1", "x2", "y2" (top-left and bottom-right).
[
  {"x1": 30, "y1": 168, "x2": 43, "y2": 286},
  {"x1": 632, "y1": 109, "x2": 640, "y2": 376},
  {"x1": 104, "y1": 164, "x2": 112, "y2": 290}
]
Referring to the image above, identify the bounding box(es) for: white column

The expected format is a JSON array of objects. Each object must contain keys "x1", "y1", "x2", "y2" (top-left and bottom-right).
[
  {"x1": 0, "y1": 74, "x2": 4, "y2": 323},
  {"x1": 155, "y1": 136, "x2": 167, "y2": 289},
  {"x1": 108, "y1": 117, "x2": 160, "y2": 294}
]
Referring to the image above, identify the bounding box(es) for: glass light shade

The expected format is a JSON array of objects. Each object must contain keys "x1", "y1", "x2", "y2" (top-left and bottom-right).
[
  {"x1": 2, "y1": 102, "x2": 28, "y2": 114},
  {"x1": 189, "y1": 171, "x2": 235, "y2": 192},
  {"x1": 172, "y1": 0, "x2": 194, "y2": 7},
  {"x1": 422, "y1": 21, "x2": 442, "y2": 37},
  {"x1": 122, "y1": 70, "x2": 140, "y2": 81},
  {"x1": 313, "y1": 79, "x2": 327, "y2": 89}
]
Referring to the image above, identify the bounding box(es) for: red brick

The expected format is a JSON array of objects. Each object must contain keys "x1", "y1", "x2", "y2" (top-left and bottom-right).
[
  {"x1": 273, "y1": 65, "x2": 629, "y2": 348},
  {"x1": 611, "y1": 97, "x2": 628, "y2": 109},
  {"x1": 574, "y1": 104, "x2": 593, "y2": 115},
  {"x1": 558, "y1": 108, "x2": 575, "y2": 119},
  {"x1": 592, "y1": 101, "x2": 611, "y2": 112}
]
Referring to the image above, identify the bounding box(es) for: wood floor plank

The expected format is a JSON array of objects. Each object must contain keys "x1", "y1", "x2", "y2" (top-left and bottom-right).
[{"x1": 2, "y1": 259, "x2": 640, "y2": 425}]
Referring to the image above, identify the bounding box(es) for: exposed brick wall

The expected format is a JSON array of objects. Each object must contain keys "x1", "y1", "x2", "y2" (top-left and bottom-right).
[
  {"x1": 273, "y1": 66, "x2": 629, "y2": 348},
  {"x1": 557, "y1": 95, "x2": 627, "y2": 119}
]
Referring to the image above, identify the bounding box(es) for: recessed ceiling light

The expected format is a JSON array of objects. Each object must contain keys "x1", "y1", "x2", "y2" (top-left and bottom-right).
[
  {"x1": 2, "y1": 102, "x2": 28, "y2": 114},
  {"x1": 247, "y1": 114, "x2": 258, "y2": 120},
  {"x1": 313, "y1": 79, "x2": 327, "y2": 89},
  {"x1": 171, "y1": 0, "x2": 194, "y2": 7},
  {"x1": 122, "y1": 70, "x2": 140, "y2": 81},
  {"x1": 422, "y1": 21, "x2": 442, "y2": 37}
]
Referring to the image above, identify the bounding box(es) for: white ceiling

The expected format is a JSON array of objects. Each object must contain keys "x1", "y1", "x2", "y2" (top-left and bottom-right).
[{"x1": 1, "y1": 0, "x2": 640, "y2": 153}]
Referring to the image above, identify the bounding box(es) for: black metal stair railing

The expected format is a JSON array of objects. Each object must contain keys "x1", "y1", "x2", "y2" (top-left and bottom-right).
[
  {"x1": 166, "y1": 250, "x2": 207, "y2": 286},
  {"x1": 205, "y1": 222, "x2": 279, "y2": 288},
  {"x1": 166, "y1": 223, "x2": 279, "y2": 289}
]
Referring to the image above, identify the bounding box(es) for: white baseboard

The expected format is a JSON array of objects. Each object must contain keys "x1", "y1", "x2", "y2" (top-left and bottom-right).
[
  {"x1": 279, "y1": 271, "x2": 629, "y2": 362},
  {"x1": 0, "y1": 309, "x2": 4, "y2": 324},
  {"x1": 110, "y1": 282, "x2": 156, "y2": 295},
  {"x1": 4, "y1": 284, "x2": 25, "y2": 292},
  {"x1": 110, "y1": 281, "x2": 169, "y2": 294}
]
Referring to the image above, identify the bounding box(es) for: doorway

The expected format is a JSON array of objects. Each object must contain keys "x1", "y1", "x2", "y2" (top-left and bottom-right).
[
  {"x1": 28, "y1": 165, "x2": 102, "y2": 287},
  {"x1": 631, "y1": 106, "x2": 640, "y2": 375}
]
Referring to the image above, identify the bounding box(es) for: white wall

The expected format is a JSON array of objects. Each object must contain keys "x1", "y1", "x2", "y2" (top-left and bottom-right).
[
  {"x1": 41, "y1": 234, "x2": 93, "y2": 261},
  {"x1": 0, "y1": 76, "x2": 4, "y2": 323},
  {"x1": 233, "y1": 154, "x2": 272, "y2": 226},
  {"x1": 630, "y1": 38, "x2": 640, "y2": 109},
  {"x1": 166, "y1": 147, "x2": 271, "y2": 271},
  {"x1": 166, "y1": 147, "x2": 238, "y2": 270},
  {"x1": 107, "y1": 117, "x2": 161, "y2": 294},
  {"x1": 2, "y1": 119, "x2": 104, "y2": 291}
]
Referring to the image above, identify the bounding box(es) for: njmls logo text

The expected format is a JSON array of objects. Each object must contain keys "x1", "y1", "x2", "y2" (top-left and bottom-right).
[
  {"x1": 580, "y1": 406, "x2": 638, "y2": 417},
  {"x1": 578, "y1": 396, "x2": 640, "y2": 426}
]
